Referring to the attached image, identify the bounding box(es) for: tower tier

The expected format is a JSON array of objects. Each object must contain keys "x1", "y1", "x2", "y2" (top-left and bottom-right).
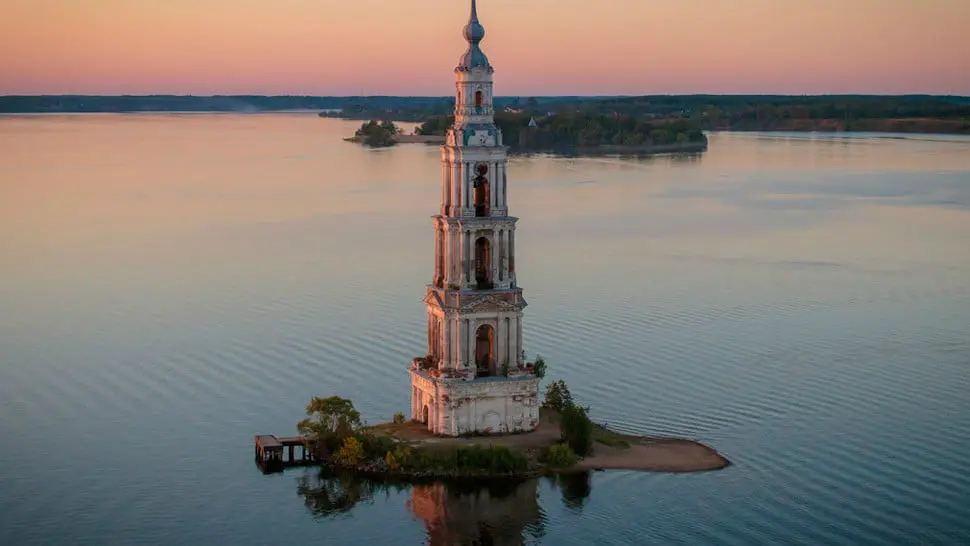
[{"x1": 432, "y1": 216, "x2": 518, "y2": 291}]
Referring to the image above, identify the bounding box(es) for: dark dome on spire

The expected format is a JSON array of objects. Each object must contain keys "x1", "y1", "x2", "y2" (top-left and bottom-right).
[
  {"x1": 463, "y1": 19, "x2": 485, "y2": 43},
  {"x1": 457, "y1": 0, "x2": 491, "y2": 70}
]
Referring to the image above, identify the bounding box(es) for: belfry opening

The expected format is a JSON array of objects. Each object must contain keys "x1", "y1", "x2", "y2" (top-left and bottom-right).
[
  {"x1": 475, "y1": 236, "x2": 491, "y2": 289},
  {"x1": 475, "y1": 324, "x2": 495, "y2": 376},
  {"x1": 474, "y1": 163, "x2": 489, "y2": 216}
]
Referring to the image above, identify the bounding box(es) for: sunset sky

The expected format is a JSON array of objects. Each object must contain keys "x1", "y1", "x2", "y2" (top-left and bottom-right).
[{"x1": 2, "y1": 0, "x2": 968, "y2": 96}]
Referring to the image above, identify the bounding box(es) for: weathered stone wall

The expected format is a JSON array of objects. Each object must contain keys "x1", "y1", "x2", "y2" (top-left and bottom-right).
[{"x1": 410, "y1": 370, "x2": 539, "y2": 436}]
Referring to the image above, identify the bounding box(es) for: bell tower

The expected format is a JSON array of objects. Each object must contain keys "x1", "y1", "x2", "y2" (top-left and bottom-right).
[{"x1": 409, "y1": 0, "x2": 539, "y2": 437}]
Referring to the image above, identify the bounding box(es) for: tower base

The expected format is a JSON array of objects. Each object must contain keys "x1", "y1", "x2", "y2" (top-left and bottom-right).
[{"x1": 409, "y1": 369, "x2": 539, "y2": 436}]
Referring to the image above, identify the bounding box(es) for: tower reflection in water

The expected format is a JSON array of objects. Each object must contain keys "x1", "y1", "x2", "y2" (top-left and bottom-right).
[{"x1": 296, "y1": 471, "x2": 592, "y2": 545}]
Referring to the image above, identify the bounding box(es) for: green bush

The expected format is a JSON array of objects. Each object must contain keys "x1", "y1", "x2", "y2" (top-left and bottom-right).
[
  {"x1": 392, "y1": 412, "x2": 406, "y2": 424},
  {"x1": 543, "y1": 444, "x2": 578, "y2": 468},
  {"x1": 560, "y1": 403, "x2": 593, "y2": 456},
  {"x1": 386, "y1": 450, "x2": 401, "y2": 471},
  {"x1": 388, "y1": 446, "x2": 416, "y2": 470},
  {"x1": 533, "y1": 356, "x2": 547, "y2": 378},
  {"x1": 335, "y1": 437, "x2": 364, "y2": 466},
  {"x1": 453, "y1": 445, "x2": 528, "y2": 473},
  {"x1": 382, "y1": 444, "x2": 527, "y2": 474},
  {"x1": 357, "y1": 433, "x2": 396, "y2": 460}
]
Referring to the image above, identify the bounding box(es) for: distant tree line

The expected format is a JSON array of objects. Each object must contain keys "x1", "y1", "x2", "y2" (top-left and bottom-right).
[
  {"x1": 5, "y1": 94, "x2": 967, "y2": 134},
  {"x1": 416, "y1": 112, "x2": 707, "y2": 150}
]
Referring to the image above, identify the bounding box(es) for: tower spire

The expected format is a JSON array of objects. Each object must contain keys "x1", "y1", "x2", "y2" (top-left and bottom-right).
[{"x1": 459, "y1": 0, "x2": 489, "y2": 69}]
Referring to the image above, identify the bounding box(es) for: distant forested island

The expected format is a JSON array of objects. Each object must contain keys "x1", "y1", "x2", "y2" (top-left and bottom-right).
[
  {"x1": 3, "y1": 94, "x2": 968, "y2": 135},
  {"x1": 416, "y1": 112, "x2": 707, "y2": 153}
]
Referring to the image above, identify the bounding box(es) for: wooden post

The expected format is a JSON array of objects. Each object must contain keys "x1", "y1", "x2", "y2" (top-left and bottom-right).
[{"x1": 288, "y1": 445, "x2": 294, "y2": 463}]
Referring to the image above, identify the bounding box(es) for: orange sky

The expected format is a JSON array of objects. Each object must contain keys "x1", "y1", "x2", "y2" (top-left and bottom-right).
[{"x1": 2, "y1": 0, "x2": 968, "y2": 96}]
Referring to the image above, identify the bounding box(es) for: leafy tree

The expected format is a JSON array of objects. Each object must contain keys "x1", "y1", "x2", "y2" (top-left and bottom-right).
[
  {"x1": 560, "y1": 403, "x2": 593, "y2": 456},
  {"x1": 415, "y1": 115, "x2": 455, "y2": 135},
  {"x1": 354, "y1": 120, "x2": 399, "y2": 147},
  {"x1": 297, "y1": 396, "x2": 363, "y2": 454},
  {"x1": 542, "y1": 380, "x2": 573, "y2": 413}
]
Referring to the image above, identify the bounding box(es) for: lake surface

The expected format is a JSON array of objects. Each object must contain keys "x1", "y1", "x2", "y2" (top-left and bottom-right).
[{"x1": 2, "y1": 114, "x2": 970, "y2": 545}]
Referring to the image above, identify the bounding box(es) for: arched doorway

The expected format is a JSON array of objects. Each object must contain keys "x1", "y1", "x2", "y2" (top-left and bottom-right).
[
  {"x1": 473, "y1": 163, "x2": 489, "y2": 217},
  {"x1": 475, "y1": 324, "x2": 495, "y2": 376},
  {"x1": 422, "y1": 405, "x2": 429, "y2": 425},
  {"x1": 475, "y1": 237, "x2": 491, "y2": 289}
]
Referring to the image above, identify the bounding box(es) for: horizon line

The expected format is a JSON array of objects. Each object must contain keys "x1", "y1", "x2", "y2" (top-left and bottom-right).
[{"x1": 3, "y1": 93, "x2": 969, "y2": 99}]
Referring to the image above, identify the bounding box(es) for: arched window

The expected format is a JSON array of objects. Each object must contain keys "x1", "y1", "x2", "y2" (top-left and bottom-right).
[
  {"x1": 474, "y1": 163, "x2": 489, "y2": 217},
  {"x1": 475, "y1": 90, "x2": 483, "y2": 109},
  {"x1": 475, "y1": 324, "x2": 495, "y2": 376},
  {"x1": 475, "y1": 236, "x2": 492, "y2": 289}
]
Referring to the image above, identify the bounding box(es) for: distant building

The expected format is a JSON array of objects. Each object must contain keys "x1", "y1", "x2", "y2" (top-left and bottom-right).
[{"x1": 409, "y1": 0, "x2": 540, "y2": 436}]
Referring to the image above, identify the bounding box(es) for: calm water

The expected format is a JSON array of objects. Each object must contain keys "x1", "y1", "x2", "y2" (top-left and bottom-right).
[{"x1": 2, "y1": 114, "x2": 970, "y2": 545}]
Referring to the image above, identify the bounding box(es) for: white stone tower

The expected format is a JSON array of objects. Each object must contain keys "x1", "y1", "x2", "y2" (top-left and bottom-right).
[{"x1": 409, "y1": 0, "x2": 539, "y2": 436}]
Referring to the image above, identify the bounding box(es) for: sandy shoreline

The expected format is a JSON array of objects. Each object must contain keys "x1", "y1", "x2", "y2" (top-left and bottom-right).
[
  {"x1": 573, "y1": 438, "x2": 730, "y2": 473},
  {"x1": 371, "y1": 412, "x2": 730, "y2": 474}
]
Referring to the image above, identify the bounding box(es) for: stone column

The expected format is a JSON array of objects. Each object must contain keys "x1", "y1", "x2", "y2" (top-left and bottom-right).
[
  {"x1": 464, "y1": 162, "x2": 471, "y2": 210},
  {"x1": 459, "y1": 319, "x2": 468, "y2": 370},
  {"x1": 515, "y1": 315, "x2": 523, "y2": 366},
  {"x1": 443, "y1": 229, "x2": 452, "y2": 286},
  {"x1": 453, "y1": 226, "x2": 462, "y2": 286},
  {"x1": 509, "y1": 230, "x2": 516, "y2": 284},
  {"x1": 506, "y1": 316, "x2": 515, "y2": 368},
  {"x1": 433, "y1": 225, "x2": 439, "y2": 283},
  {"x1": 489, "y1": 162, "x2": 497, "y2": 213},
  {"x1": 441, "y1": 161, "x2": 448, "y2": 213},
  {"x1": 501, "y1": 229, "x2": 509, "y2": 283},
  {"x1": 505, "y1": 317, "x2": 511, "y2": 367},
  {"x1": 464, "y1": 230, "x2": 472, "y2": 285},
  {"x1": 443, "y1": 315, "x2": 452, "y2": 369},
  {"x1": 503, "y1": 164, "x2": 508, "y2": 209},
  {"x1": 441, "y1": 230, "x2": 449, "y2": 286},
  {"x1": 457, "y1": 229, "x2": 465, "y2": 287},
  {"x1": 490, "y1": 233, "x2": 499, "y2": 286},
  {"x1": 450, "y1": 161, "x2": 460, "y2": 215},
  {"x1": 497, "y1": 162, "x2": 505, "y2": 210},
  {"x1": 496, "y1": 316, "x2": 505, "y2": 371}
]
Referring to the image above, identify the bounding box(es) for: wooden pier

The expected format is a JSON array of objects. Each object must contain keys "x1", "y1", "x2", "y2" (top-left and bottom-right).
[{"x1": 254, "y1": 435, "x2": 316, "y2": 473}]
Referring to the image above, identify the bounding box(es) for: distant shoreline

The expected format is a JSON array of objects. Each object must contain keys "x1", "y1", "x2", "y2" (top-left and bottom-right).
[
  {"x1": 3, "y1": 109, "x2": 967, "y2": 138},
  {"x1": 343, "y1": 134, "x2": 446, "y2": 144}
]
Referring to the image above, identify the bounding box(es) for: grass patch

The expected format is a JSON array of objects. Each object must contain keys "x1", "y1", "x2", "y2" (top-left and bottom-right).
[{"x1": 591, "y1": 423, "x2": 633, "y2": 449}]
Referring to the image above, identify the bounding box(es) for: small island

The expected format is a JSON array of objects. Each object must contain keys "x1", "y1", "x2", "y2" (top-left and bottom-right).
[
  {"x1": 344, "y1": 119, "x2": 446, "y2": 147},
  {"x1": 256, "y1": 377, "x2": 729, "y2": 478}
]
